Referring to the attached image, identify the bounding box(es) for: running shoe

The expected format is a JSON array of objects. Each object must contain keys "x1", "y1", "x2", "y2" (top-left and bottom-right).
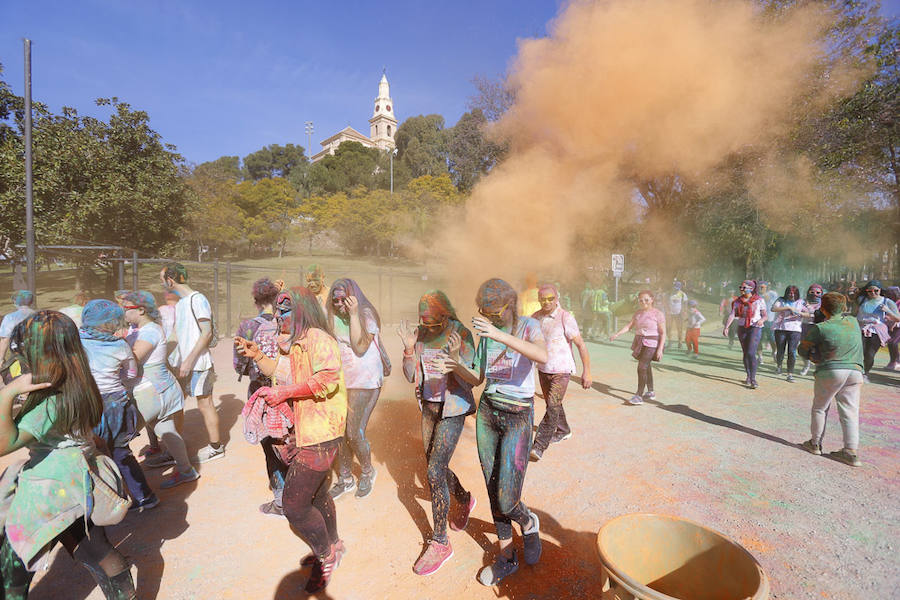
[
  {"x1": 413, "y1": 539, "x2": 453, "y2": 576},
  {"x1": 450, "y1": 492, "x2": 476, "y2": 531},
  {"x1": 862, "y1": 374, "x2": 870, "y2": 384},
  {"x1": 643, "y1": 391, "x2": 656, "y2": 401},
  {"x1": 627, "y1": 394, "x2": 644, "y2": 405},
  {"x1": 749, "y1": 380, "x2": 759, "y2": 389},
  {"x1": 829, "y1": 448, "x2": 861, "y2": 467},
  {"x1": 529, "y1": 447, "x2": 543, "y2": 461},
  {"x1": 138, "y1": 445, "x2": 162, "y2": 458},
  {"x1": 786, "y1": 374, "x2": 795, "y2": 383},
  {"x1": 259, "y1": 500, "x2": 285, "y2": 518},
  {"x1": 129, "y1": 494, "x2": 160, "y2": 513},
  {"x1": 193, "y1": 444, "x2": 225, "y2": 463},
  {"x1": 799, "y1": 439, "x2": 822, "y2": 455},
  {"x1": 160, "y1": 467, "x2": 200, "y2": 489},
  {"x1": 477, "y1": 550, "x2": 519, "y2": 586},
  {"x1": 305, "y1": 548, "x2": 338, "y2": 593},
  {"x1": 522, "y1": 510, "x2": 542, "y2": 565},
  {"x1": 143, "y1": 452, "x2": 175, "y2": 469},
  {"x1": 551, "y1": 431, "x2": 573, "y2": 443},
  {"x1": 356, "y1": 468, "x2": 377, "y2": 498},
  {"x1": 329, "y1": 477, "x2": 356, "y2": 500},
  {"x1": 885, "y1": 361, "x2": 898, "y2": 371},
  {"x1": 801, "y1": 364, "x2": 811, "y2": 376},
  {"x1": 775, "y1": 366, "x2": 783, "y2": 375}
]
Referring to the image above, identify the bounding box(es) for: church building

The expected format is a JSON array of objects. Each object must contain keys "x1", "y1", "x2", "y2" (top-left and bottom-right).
[{"x1": 310, "y1": 73, "x2": 397, "y2": 162}]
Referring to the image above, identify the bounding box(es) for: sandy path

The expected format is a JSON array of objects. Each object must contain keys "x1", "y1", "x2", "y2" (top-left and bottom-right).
[{"x1": 8, "y1": 331, "x2": 899, "y2": 599}]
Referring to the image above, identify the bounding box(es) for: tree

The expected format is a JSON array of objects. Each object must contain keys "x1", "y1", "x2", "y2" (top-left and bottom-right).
[
  {"x1": 197, "y1": 155, "x2": 242, "y2": 181},
  {"x1": 234, "y1": 177, "x2": 299, "y2": 257},
  {"x1": 243, "y1": 143, "x2": 307, "y2": 180},
  {"x1": 307, "y1": 141, "x2": 379, "y2": 194},
  {"x1": 446, "y1": 109, "x2": 506, "y2": 192},
  {"x1": 468, "y1": 75, "x2": 516, "y2": 123},
  {"x1": 184, "y1": 162, "x2": 243, "y2": 257},
  {"x1": 394, "y1": 115, "x2": 448, "y2": 179}
]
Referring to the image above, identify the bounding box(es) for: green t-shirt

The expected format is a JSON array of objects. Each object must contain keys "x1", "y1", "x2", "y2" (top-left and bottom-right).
[{"x1": 799, "y1": 315, "x2": 863, "y2": 373}]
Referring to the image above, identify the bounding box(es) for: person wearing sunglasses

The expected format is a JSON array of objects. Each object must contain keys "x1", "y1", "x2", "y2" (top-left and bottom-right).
[
  {"x1": 529, "y1": 283, "x2": 592, "y2": 461},
  {"x1": 800, "y1": 284, "x2": 825, "y2": 376},
  {"x1": 856, "y1": 280, "x2": 900, "y2": 382},
  {"x1": 326, "y1": 278, "x2": 385, "y2": 500},
  {"x1": 611, "y1": 290, "x2": 666, "y2": 404},
  {"x1": 434, "y1": 278, "x2": 547, "y2": 586},
  {"x1": 723, "y1": 280, "x2": 766, "y2": 389},
  {"x1": 396, "y1": 291, "x2": 477, "y2": 576}
]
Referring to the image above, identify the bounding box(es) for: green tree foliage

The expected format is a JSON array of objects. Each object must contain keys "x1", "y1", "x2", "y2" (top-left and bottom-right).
[
  {"x1": 307, "y1": 141, "x2": 380, "y2": 194},
  {"x1": 243, "y1": 143, "x2": 307, "y2": 180},
  {"x1": 234, "y1": 177, "x2": 299, "y2": 256},
  {"x1": 198, "y1": 155, "x2": 243, "y2": 181},
  {"x1": 394, "y1": 114, "x2": 448, "y2": 179},
  {"x1": 446, "y1": 109, "x2": 506, "y2": 193},
  {"x1": 184, "y1": 161, "x2": 243, "y2": 256},
  {"x1": 0, "y1": 96, "x2": 188, "y2": 263}
]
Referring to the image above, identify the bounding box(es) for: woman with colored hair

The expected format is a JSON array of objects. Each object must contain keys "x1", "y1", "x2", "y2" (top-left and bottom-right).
[
  {"x1": 397, "y1": 291, "x2": 477, "y2": 576},
  {"x1": 610, "y1": 290, "x2": 666, "y2": 404},
  {"x1": 0, "y1": 311, "x2": 137, "y2": 598},
  {"x1": 722, "y1": 280, "x2": 767, "y2": 389},
  {"x1": 771, "y1": 285, "x2": 813, "y2": 382},
  {"x1": 856, "y1": 280, "x2": 900, "y2": 382},
  {"x1": 235, "y1": 288, "x2": 348, "y2": 593},
  {"x1": 438, "y1": 278, "x2": 547, "y2": 586},
  {"x1": 326, "y1": 278, "x2": 384, "y2": 500},
  {"x1": 122, "y1": 291, "x2": 199, "y2": 488},
  {"x1": 80, "y1": 299, "x2": 158, "y2": 511}
]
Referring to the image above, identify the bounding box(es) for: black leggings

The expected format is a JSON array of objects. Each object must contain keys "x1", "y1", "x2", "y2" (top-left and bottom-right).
[
  {"x1": 421, "y1": 402, "x2": 468, "y2": 544},
  {"x1": 636, "y1": 345, "x2": 656, "y2": 395},
  {"x1": 737, "y1": 325, "x2": 762, "y2": 382},
  {"x1": 283, "y1": 449, "x2": 339, "y2": 558},
  {"x1": 774, "y1": 329, "x2": 801, "y2": 373},
  {"x1": 862, "y1": 335, "x2": 882, "y2": 374},
  {"x1": 1, "y1": 522, "x2": 133, "y2": 599},
  {"x1": 337, "y1": 388, "x2": 380, "y2": 479}
]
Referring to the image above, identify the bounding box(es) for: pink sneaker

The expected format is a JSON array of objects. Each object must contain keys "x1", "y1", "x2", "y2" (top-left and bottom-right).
[
  {"x1": 413, "y1": 540, "x2": 453, "y2": 576},
  {"x1": 449, "y1": 492, "x2": 476, "y2": 531}
]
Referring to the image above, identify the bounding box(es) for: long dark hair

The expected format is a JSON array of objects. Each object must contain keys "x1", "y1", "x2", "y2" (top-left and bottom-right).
[
  {"x1": 12, "y1": 311, "x2": 103, "y2": 438},
  {"x1": 327, "y1": 278, "x2": 381, "y2": 328},
  {"x1": 280, "y1": 288, "x2": 333, "y2": 346},
  {"x1": 783, "y1": 285, "x2": 800, "y2": 302}
]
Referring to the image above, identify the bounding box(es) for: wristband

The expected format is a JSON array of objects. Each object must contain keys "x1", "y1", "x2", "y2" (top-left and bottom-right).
[{"x1": 403, "y1": 348, "x2": 415, "y2": 357}]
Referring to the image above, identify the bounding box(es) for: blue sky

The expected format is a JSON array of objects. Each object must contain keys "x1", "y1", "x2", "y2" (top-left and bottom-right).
[{"x1": 1, "y1": 0, "x2": 897, "y2": 165}]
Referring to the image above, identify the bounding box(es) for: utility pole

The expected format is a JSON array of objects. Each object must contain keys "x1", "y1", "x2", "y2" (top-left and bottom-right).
[{"x1": 24, "y1": 39, "x2": 35, "y2": 295}]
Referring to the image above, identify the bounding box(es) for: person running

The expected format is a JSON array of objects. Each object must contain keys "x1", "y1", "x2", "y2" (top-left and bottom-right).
[
  {"x1": 883, "y1": 286, "x2": 900, "y2": 371},
  {"x1": 684, "y1": 300, "x2": 706, "y2": 357},
  {"x1": 397, "y1": 291, "x2": 477, "y2": 576},
  {"x1": 798, "y1": 292, "x2": 865, "y2": 467},
  {"x1": 771, "y1": 285, "x2": 812, "y2": 382},
  {"x1": 529, "y1": 284, "x2": 592, "y2": 460},
  {"x1": 757, "y1": 281, "x2": 778, "y2": 365},
  {"x1": 235, "y1": 288, "x2": 348, "y2": 593},
  {"x1": 800, "y1": 283, "x2": 824, "y2": 376},
  {"x1": 233, "y1": 278, "x2": 283, "y2": 514},
  {"x1": 305, "y1": 264, "x2": 328, "y2": 311},
  {"x1": 666, "y1": 282, "x2": 688, "y2": 351},
  {"x1": 327, "y1": 278, "x2": 385, "y2": 500},
  {"x1": 723, "y1": 280, "x2": 766, "y2": 389},
  {"x1": 160, "y1": 262, "x2": 223, "y2": 462},
  {"x1": 59, "y1": 291, "x2": 88, "y2": 328},
  {"x1": 80, "y1": 299, "x2": 159, "y2": 512},
  {"x1": 0, "y1": 290, "x2": 35, "y2": 361},
  {"x1": 610, "y1": 290, "x2": 666, "y2": 404},
  {"x1": 855, "y1": 280, "x2": 900, "y2": 382},
  {"x1": 0, "y1": 311, "x2": 137, "y2": 598},
  {"x1": 122, "y1": 291, "x2": 199, "y2": 488},
  {"x1": 437, "y1": 278, "x2": 547, "y2": 586}
]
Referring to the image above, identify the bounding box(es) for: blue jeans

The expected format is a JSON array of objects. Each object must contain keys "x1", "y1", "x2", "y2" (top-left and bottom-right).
[{"x1": 737, "y1": 326, "x2": 762, "y2": 382}]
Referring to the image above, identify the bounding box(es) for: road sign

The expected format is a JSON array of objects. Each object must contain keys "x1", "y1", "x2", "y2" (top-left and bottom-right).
[{"x1": 611, "y1": 254, "x2": 624, "y2": 277}]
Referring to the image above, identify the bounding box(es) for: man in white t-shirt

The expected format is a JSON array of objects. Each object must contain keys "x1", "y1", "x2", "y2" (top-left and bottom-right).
[
  {"x1": 161, "y1": 262, "x2": 223, "y2": 463},
  {"x1": 0, "y1": 290, "x2": 36, "y2": 361}
]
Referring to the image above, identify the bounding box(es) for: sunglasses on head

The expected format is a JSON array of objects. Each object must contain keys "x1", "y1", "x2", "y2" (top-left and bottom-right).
[{"x1": 479, "y1": 302, "x2": 509, "y2": 319}]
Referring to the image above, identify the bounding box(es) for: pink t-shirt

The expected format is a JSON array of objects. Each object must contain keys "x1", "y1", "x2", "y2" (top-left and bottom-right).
[
  {"x1": 633, "y1": 308, "x2": 665, "y2": 347},
  {"x1": 532, "y1": 307, "x2": 580, "y2": 374}
]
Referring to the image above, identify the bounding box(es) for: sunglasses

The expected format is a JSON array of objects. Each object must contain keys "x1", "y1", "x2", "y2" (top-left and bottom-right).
[
  {"x1": 419, "y1": 317, "x2": 447, "y2": 331},
  {"x1": 478, "y1": 302, "x2": 509, "y2": 319},
  {"x1": 539, "y1": 296, "x2": 557, "y2": 303},
  {"x1": 123, "y1": 305, "x2": 142, "y2": 311}
]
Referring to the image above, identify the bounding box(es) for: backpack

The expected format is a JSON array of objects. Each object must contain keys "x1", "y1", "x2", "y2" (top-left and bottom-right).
[
  {"x1": 233, "y1": 315, "x2": 280, "y2": 382},
  {"x1": 189, "y1": 292, "x2": 219, "y2": 348}
]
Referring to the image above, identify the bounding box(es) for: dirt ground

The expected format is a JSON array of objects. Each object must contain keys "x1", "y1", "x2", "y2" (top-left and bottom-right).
[{"x1": 7, "y1": 328, "x2": 899, "y2": 599}]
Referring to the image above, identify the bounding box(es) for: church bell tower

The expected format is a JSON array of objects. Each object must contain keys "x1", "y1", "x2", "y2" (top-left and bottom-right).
[{"x1": 369, "y1": 72, "x2": 397, "y2": 151}]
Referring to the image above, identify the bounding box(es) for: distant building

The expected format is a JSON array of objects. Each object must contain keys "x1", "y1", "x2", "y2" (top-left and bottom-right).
[{"x1": 311, "y1": 73, "x2": 397, "y2": 162}]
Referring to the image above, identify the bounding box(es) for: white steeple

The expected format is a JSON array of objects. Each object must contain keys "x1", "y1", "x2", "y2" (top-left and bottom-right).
[{"x1": 369, "y1": 71, "x2": 397, "y2": 150}]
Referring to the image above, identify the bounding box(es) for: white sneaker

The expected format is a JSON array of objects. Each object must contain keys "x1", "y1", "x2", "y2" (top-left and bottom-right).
[
  {"x1": 627, "y1": 394, "x2": 644, "y2": 405},
  {"x1": 193, "y1": 444, "x2": 225, "y2": 463}
]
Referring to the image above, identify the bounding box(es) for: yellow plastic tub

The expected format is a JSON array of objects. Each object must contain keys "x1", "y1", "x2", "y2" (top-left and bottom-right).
[{"x1": 597, "y1": 513, "x2": 770, "y2": 600}]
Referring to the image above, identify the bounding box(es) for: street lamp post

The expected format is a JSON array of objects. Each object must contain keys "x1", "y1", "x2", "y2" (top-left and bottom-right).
[
  {"x1": 304, "y1": 121, "x2": 314, "y2": 159},
  {"x1": 390, "y1": 148, "x2": 398, "y2": 195}
]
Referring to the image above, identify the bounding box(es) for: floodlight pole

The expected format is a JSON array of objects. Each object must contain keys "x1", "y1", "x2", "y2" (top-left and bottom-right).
[{"x1": 24, "y1": 39, "x2": 35, "y2": 295}]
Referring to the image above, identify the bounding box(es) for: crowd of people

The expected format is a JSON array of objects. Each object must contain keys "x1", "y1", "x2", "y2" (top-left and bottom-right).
[{"x1": 0, "y1": 264, "x2": 895, "y2": 596}]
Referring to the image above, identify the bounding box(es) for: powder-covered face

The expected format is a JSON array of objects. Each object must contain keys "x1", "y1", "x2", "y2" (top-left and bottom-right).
[
  {"x1": 332, "y1": 288, "x2": 348, "y2": 315},
  {"x1": 538, "y1": 291, "x2": 558, "y2": 312},
  {"x1": 306, "y1": 275, "x2": 324, "y2": 294},
  {"x1": 275, "y1": 293, "x2": 293, "y2": 334}
]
